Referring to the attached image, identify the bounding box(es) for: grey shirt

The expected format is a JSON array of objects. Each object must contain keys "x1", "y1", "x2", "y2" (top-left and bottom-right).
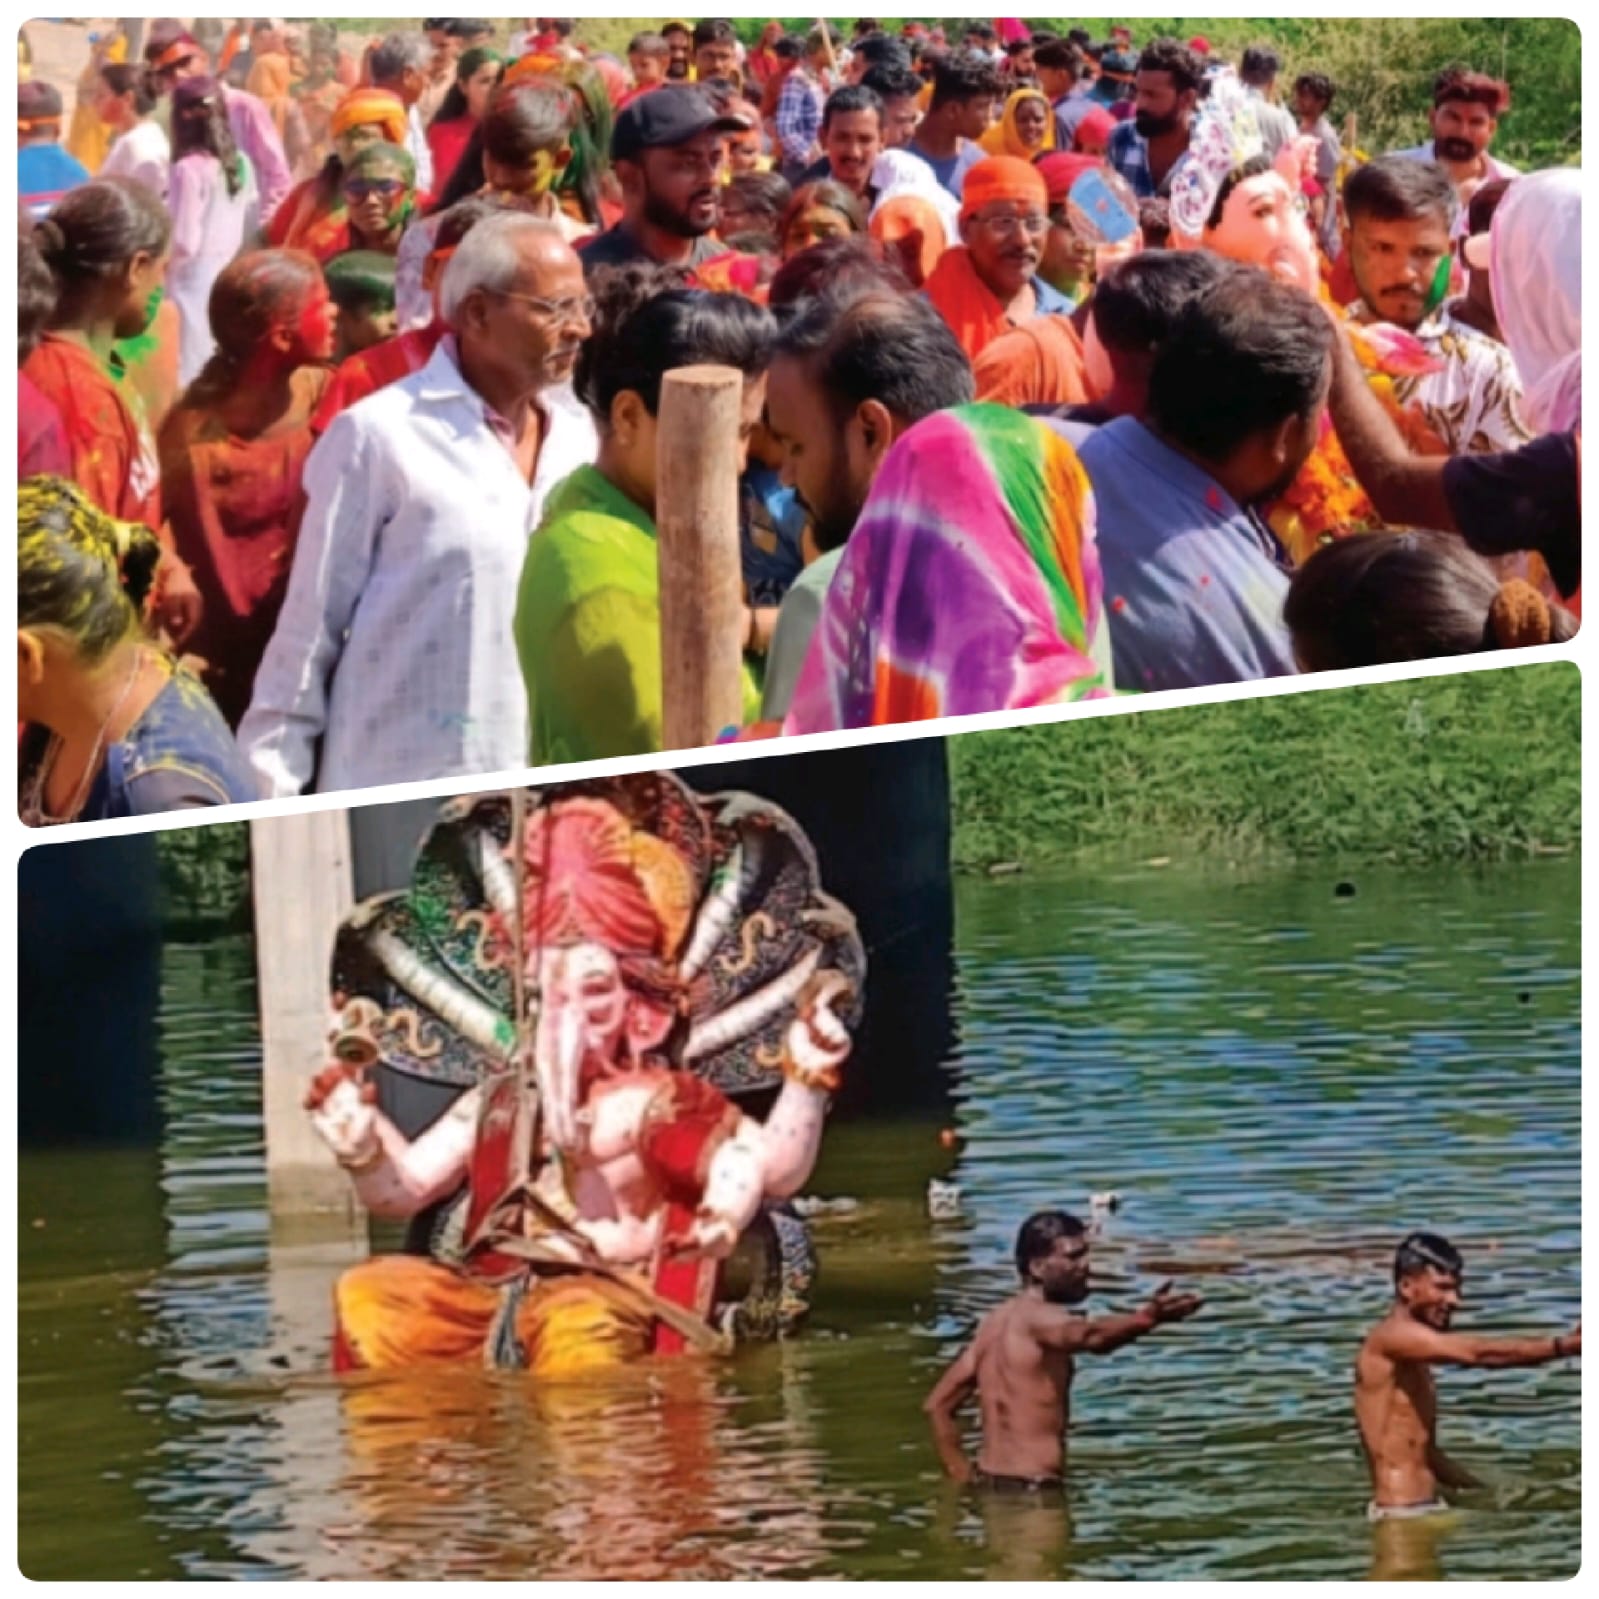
[{"x1": 762, "y1": 547, "x2": 845, "y2": 721}]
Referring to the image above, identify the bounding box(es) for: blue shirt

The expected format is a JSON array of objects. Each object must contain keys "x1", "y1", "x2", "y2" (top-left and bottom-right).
[
  {"x1": 906, "y1": 138, "x2": 986, "y2": 199},
  {"x1": 20, "y1": 668, "x2": 259, "y2": 822},
  {"x1": 740, "y1": 463, "x2": 809, "y2": 608},
  {"x1": 1052, "y1": 90, "x2": 1096, "y2": 149},
  {"x1": 1105, "y1": 119, "x2": 1196, "y2": 199},
  {"x1": 19, "y1": 142, "x2": 89, "y2": 220},
  {"x1": 1075, "y1": 417, "x2": 1297, "y2": 691}
]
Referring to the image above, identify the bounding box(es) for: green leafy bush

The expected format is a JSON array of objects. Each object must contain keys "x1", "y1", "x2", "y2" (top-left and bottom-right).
[{"x1": 951, "y1": 665, "x2": 1579, "y2": 870}]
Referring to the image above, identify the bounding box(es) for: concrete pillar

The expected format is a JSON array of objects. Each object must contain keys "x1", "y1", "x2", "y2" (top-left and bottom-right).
[{"x1": 250, "y1": 810, "x2": 364, "y2": 1233}]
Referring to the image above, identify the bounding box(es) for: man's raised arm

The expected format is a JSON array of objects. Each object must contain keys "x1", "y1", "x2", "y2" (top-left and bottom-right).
[
  {"x1": 1373, "y1": 1317, "x2": 1580, "y2": 1370},
  {"x1": 1040, "y1": 1283, "x2": 1204, "y2": 1358},
  {"x1": 1324, "y1": 320, "x2": 1459, "y2": 532}
]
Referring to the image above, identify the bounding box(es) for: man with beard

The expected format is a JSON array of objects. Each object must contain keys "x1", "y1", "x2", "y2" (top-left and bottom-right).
[
  {"x1": 1390, "y1": 68, "x2": 1518, "y2": 206},
  {"x1": 923, "y1": 156, "x2": 1074, "y2": 364},
  {"x1": 1342, "y1": 158, "x2": 1530, "y2": 456},
  {"x1": 579, "y1": 86, "x2": 751, "y2": 273},
  {"x1": 1105, "y1": 37, "x2": 1203, "y2": 199},
  {"x1": 239, "y1": 215, "x2": 597, "y2": 795},
  {"x1": 925, "y1": 1212, "x2": 1202, "y2": 1488},
  {"x1": 799, "y1": 86, "x2": 885, "y2": 207},
  {"x1": 660, "y1": 21, "x2": 694, "y2": 83},
  {"x1": 1356, "y1": 1233, "x2": 1579, "y2": 1521},
  {"x1": 759, "y1": 290, "x2": 973, "y2": 719},
  {"x1": 1076, "y1": 262, "x2": 1331, "y2": 690}
]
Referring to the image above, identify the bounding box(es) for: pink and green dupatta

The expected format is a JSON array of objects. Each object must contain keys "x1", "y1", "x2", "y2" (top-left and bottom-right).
[{"x1": 783, "y1": 404, "x2": 1108, "y2": 733}]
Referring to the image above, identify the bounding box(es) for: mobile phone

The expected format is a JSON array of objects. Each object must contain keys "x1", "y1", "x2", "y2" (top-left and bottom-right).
[{"x1": 1069, "y1": 169, "x2": 1139, "y2": 247}]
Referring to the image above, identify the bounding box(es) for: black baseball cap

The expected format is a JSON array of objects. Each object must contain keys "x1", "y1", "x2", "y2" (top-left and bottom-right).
[{"x1": 612, "y1": 83, "x2": 751, "y2": 163}]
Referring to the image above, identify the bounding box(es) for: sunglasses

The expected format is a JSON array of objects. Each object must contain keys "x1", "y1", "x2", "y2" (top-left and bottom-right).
[{"x1": 345, "y1": 178, "x2": 406, "y2": 201}]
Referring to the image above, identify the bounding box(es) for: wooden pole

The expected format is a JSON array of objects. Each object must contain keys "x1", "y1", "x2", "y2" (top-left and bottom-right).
[
  {"x1": 656, "y1": 364, "x2": 747, "y2": 751},
  {"x1": 251, "y1": 809, "x2": 364, "y2": 1233}
]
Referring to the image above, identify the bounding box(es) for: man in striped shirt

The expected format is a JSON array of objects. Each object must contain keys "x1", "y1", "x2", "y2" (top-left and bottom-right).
[{"x1": 775, "y1": 27, "x2": 834, "y2": 183}]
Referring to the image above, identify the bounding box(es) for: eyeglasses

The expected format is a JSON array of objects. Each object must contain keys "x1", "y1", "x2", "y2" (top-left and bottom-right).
[
  {"x1": 489, "y1": 289, "x2": 597, "y2": 325},
  {"x1": 971, "y1": 210, "x2": 1049, "y2": 239},
  {"x1": 344, "y1": 178, "x2": 406, "y2": 201}
]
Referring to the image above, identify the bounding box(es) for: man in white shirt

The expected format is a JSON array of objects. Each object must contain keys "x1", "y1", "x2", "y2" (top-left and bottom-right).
[
  {"x1": 1388, "y1": 67, "x2": 1518, "y2": 208},
  {"x1": 367, "y1": 30, "x2": 436, "y2": 197},
  {"x1": 238, "y1": 215, "x2": 598, "y2": 796}
]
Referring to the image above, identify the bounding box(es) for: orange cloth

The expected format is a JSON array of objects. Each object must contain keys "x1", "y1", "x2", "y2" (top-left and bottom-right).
[
  {"x1": 333, "y1": 1256, "x2": 649, "y2": 1376},
  {"x1": 246, "y1": 52, "x2": 295, "y2": 140},
  {"x1": 972, "y1": 314, "x2": 1091, "y2": 408},
  {"x1": 923, "y1": 244, "x2": 1030, "y2": 362},
  {"x1": 978, "y1": 88, "x2": 1056, "y2": 161},
  {"x1": 869, "y1": 196, "x2": 947, "y2": 287},
  {"x1": 959, "y1": 154, "x2": 1048, "y2": 223},
  {"x1": 330, "y1": 86, "x2": 408, "y2": 148}
]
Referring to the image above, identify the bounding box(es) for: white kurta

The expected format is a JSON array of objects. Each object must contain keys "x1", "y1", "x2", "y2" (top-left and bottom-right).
[
  {"x1": 167, "y1": 153, "x2": 260, "y2": 388},
  {"x1": 237, "y1": 336, "x2": 599, "y2": 796}
]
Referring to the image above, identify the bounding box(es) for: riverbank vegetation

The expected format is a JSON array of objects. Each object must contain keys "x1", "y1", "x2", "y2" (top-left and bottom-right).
[{"x1": 950, "y1": 664, "x2": 1578, "y2": 872}]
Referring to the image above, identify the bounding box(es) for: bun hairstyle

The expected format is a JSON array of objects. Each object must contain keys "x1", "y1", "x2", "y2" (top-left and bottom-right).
[
  {"x1": 1285, "y1": 529, "x2": 1577, "y2": 671},
  {"x1": 575, "y1": 262, "x2": 777, "y2": 425},
  {"x1": 33, "y1": 178, "x2": 172, "y2": 304},
  {"x1": 180, "y1": 248, "x2": 324, "y2": 408},
  {"x1": 18, "y1": 477, "x2": 162, "y2": 664}
]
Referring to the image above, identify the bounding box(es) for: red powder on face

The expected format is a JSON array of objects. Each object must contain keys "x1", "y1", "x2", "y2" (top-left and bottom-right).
[{"x1": 297, "y1": 291, "x2": 335, "y2": 360}]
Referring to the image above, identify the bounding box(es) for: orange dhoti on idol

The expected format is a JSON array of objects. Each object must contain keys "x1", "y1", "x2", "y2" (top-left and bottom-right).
[{"x1": 306, "y1": 775, "x2": 866, "y2": 1379}]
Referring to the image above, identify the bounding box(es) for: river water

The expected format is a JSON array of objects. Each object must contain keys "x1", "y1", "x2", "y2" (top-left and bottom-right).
[{"x1": 18, "y1": 863, "x2": 1579, "y2": 1580}]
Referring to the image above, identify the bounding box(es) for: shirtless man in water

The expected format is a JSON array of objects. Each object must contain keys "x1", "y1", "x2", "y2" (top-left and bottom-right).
[
  {"x1": 1355, "y1": 1232, "x2": 1580, "y2": 1521},
  {"x1": 924, "y1": 1211, "x2": 1203, "y2": 1489}
]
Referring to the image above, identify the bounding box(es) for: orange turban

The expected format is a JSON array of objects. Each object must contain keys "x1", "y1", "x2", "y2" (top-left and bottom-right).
[
  {"x1": 330, "y1": 87, "x2": 407, "y2": 149},
  {"x1": 504, "y1": 52, "x2": 563, "y2": 87},
  {"x1": 959, "y1": 155, "x2": 1048, "y2": 224}
]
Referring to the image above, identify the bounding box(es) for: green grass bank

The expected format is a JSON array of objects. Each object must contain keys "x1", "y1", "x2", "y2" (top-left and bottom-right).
[{"x1": 950, "y1": 664, "x2": 1578, "y2": 872}]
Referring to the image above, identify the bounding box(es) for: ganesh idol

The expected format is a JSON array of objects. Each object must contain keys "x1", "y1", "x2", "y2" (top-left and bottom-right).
[
  {"x1": 304, "y1": 774, "x2": 866, "y2": 1378},
  {"x1": 1166, "y1": 70, "x2": 1450, "y2": 565}
]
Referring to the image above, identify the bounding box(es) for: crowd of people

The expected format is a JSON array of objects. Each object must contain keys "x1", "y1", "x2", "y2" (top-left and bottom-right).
[{"x1": 16, "y1": 18, "x2": 1582, "y2": 820}]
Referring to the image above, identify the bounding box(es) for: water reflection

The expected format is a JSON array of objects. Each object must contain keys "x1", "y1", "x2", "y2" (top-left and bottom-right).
[{"x1": 17, "y1": 864, "x2": 1580, "y2": 1580}]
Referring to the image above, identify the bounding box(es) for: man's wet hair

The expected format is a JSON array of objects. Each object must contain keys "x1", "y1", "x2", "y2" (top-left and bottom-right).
[
  {"x1": 1091, "y1": 249, "x2": 1230, "y2": 361},
  {"x1": 1148, "y1": 262, "x2": 1334, "y2": 463},
  {"x1": 1015, "y1": 1211, "x2": 1087, "y2": 1281},
  {"x1": 1344, "y1": 155, "x2": 1459, "y2": 232},
  {"x1": 1395, "y1": 1231, "x2": 1463, "y2": 1286}
]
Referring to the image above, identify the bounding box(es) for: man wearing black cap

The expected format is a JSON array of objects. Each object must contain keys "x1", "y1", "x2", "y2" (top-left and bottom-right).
[
  {"x1": 579, "y1": 85, "x2": 752, "y2": 273},
  {"x1": 18, "y1": 81, "x2": 88, "y2": 222}
]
